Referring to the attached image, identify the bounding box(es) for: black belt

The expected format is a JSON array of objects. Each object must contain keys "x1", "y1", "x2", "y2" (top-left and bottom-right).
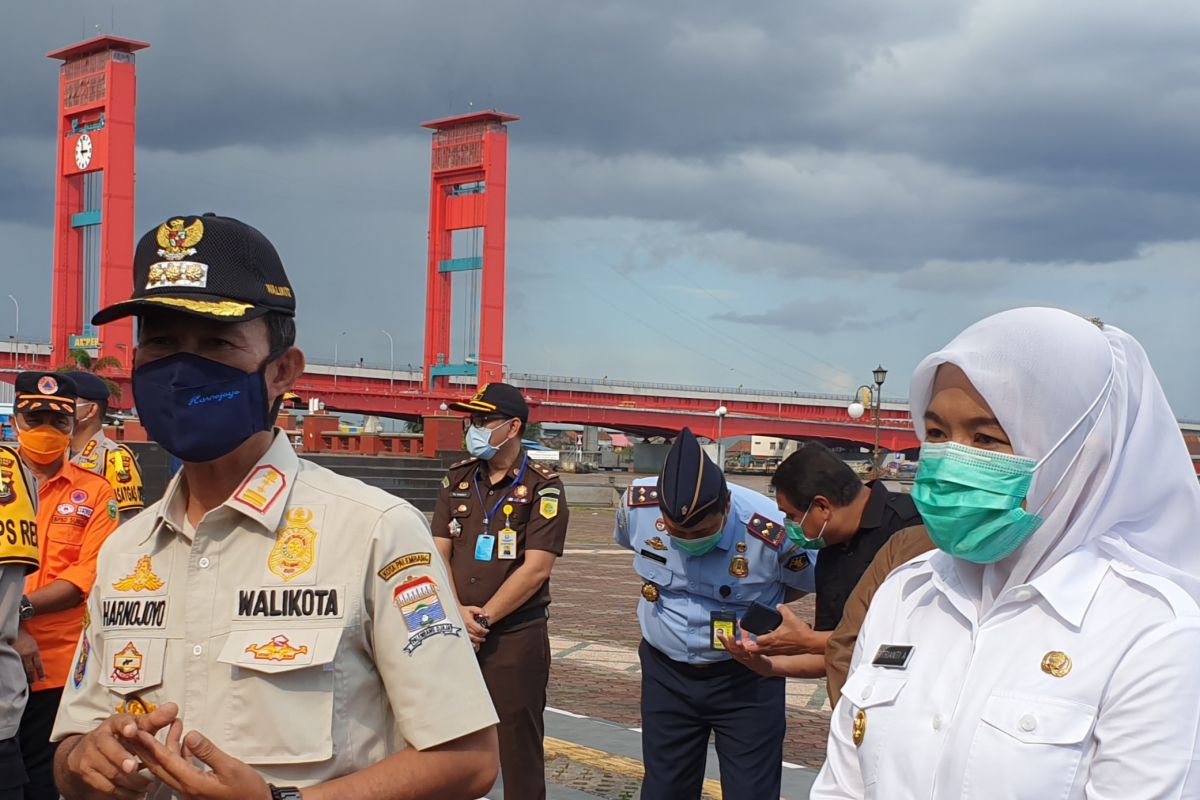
[
  {"x1": 641, "y1": 640, "x2": 749, "y2": 678},
  {"x1": 488, "y1": 605, "x2": 548, "y2": 634}
]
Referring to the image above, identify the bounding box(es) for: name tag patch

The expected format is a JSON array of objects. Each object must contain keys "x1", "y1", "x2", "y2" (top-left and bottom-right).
[
  {"x1": 102, "y1": 598, "x2": 168, "y2": 629},
  {"x1": 638, "y1": 548, "x2": 668, "y2": 565},
  {"x1": 236, "y1": 586, "x2": 344, "y2": 619},
  {"x1": 872, "y1": 644, "x2": 914, "y2": 670}
]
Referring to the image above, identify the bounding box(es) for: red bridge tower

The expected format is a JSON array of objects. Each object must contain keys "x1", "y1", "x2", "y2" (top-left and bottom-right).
[
  {"x1": 420, "y1": 111, "x2": 518, "y2": 391},
  {"x1": 46, "y1": 36, "x2": 148, "y2": 372}
]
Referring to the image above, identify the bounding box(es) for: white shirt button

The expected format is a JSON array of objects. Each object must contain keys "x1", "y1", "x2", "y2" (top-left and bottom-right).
[
  {"x1": 198, "y1": 557, "x2": 210, "y2": 568},
  {"x1": 861, "y1": 685, "x2": 873, "y2": 700},
  {"x1": 932, "y1": 713, "x2": 943, "y2": 731},
  {"x1": 1019, "y1": 714, "x2": 1037, "y2": 732},
  {"x1": 1013, "y1": 588, "x2": 1033, "y2": 602},
  {"x1": 192, "y1": 645, "x2": 203, "y2": 656}
]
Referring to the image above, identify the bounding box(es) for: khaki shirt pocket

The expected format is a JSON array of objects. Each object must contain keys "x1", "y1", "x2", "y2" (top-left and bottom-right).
[{"x1": 214, "y1": 627, "x2": 343, "y2": 765}]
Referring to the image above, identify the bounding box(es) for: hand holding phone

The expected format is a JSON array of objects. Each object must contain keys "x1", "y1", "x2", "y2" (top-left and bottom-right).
[{"x1": 739, "y1": 601, "x2": 783, "y2": 636}]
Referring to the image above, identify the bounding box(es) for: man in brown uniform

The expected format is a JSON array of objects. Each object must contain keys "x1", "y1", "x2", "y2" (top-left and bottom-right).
[{"x1": 432, "y1": 383, "x2": 569, "y2": 800}]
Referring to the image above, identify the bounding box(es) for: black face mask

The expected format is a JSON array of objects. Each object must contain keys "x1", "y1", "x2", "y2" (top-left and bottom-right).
[{"x1": 132, "y1": 352, "x2": 274, "y2": 462}]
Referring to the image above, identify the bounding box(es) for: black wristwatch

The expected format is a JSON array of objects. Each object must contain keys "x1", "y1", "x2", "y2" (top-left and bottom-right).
[
  {"x1": 269, "y1": 786, "x2": 302, "y2": 800},
  {"x1": 18, "y1": 595, "x2": 34, "y2": 621}
]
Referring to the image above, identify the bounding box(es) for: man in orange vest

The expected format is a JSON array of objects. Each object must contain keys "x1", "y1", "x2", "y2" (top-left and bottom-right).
[{"x1": 12, "y1": 372, "x2": 119, "y2": 800}]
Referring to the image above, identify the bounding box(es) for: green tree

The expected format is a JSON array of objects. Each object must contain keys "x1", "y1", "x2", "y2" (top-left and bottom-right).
[
  {"x1": 524, "y1": 422, "x2": 543, "y2": 441},
  {"x1": 57, "y1": 349, "x2": 123, "y2": 400}
]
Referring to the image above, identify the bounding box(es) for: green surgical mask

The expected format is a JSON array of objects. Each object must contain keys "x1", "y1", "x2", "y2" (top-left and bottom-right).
[
  {"x1": 785, "y1": 502, "x2": 828, "y2": 549},
  {"x1": 911, "y1": 441, "x2": 1043, "y2": 564},
  {"x1": 670, "y1": 530, "x2": 722, "y2": 557}
]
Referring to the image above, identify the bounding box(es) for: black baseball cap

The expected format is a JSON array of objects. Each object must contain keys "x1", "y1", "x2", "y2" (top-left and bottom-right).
[
  {"x1": 65, "y1": 371, "x2": 111, "y2": 403},
  {"x1": 92, "y1": 213, "x2": 296, "y2": 325},
  {"x1": 15, "y1": 372, "x2": 78, "y2": 415},
  {"x1": 448, "y1": 383, "x2": 529, "y2": 423}
]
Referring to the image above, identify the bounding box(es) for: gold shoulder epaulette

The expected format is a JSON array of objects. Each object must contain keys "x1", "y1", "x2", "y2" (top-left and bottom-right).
[
  {"x1": 627, "y1": 484, "x2": 660, "y2": 508},
  {"x1": 747, "y1": 513, "x2": 785, "y2": 549}
]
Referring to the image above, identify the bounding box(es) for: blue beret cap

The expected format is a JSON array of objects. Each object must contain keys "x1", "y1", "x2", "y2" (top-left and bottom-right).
[
  {"x1": 65, "y1": 371, "x2": 110, "y2": 403},
  {"x1": 657, "y1": 427, "x2": 727, "y2": 526}
]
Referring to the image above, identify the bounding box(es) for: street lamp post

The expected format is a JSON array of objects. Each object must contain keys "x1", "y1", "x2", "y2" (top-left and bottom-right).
[
  {"x1": 380, "y1": 330, "x2": 395, "y2": 392},
  {"x1": 715, "y1": 405, "x2": 728, "y2": 472},
  {"x1": 333, "y1": 331, "x2": 346, "y2": 386},
  {"x1": 7, "y1": 295, "x2": 18, "y2": 368},
  {"x1": 465, "y1": 355, "x2": 507, "y2": 383},
  {"x1": 872, "y1": 365, "x2": 887, "y2": 473},
  {"x1": 846, "y1": 364, "x2": 888, "y2": 476}
]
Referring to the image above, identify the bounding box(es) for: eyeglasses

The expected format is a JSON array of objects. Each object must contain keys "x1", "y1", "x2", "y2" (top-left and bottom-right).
[{"x1": 468, "y1": 414, "x2": 511, "y2": 429}]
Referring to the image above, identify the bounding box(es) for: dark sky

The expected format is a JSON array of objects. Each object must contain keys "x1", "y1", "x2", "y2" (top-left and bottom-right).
[{"x1": 3, "y1": 0, "x2": 1198, "y2": 415}]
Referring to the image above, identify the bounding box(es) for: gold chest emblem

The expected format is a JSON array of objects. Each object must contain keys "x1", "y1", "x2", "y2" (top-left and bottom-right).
[
  {"x1": 1041, "y1": 650, "x2": 1072, "y2": 678},
  {"x1": 729, "y1": 555, "x2": 749, "y2": 578},
  {"x1": 268, "y1": 508, "x2": 318, "y2": 582},
  {"x1": 641, "y1": 582, "x2": 660, "y2": 602},
  {"x1": 112, "y1": 555, "x2": 164, "y2": 593},
  {"x1": 852, "y1": 709, "x2": 867, "y2": 747}
]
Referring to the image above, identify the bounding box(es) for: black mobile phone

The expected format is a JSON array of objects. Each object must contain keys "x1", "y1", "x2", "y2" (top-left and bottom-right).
[{"x1": 739, "y1": 601, "x2": 783, "y2": 636}]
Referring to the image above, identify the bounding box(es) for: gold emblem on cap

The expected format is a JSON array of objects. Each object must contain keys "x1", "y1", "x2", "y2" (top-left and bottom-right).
[
  {"x1": 729, "y1": 555, "x2": 749, "y2": 578},
  {"x1": 1041, "y1": 651, "x2": 1072, "y2": 678},
  {"x1": 156, "y1": 218, "x2": 204, "y2": 261},
  {"x1": 852, "y1": 709, "x2": 867, "y2": 747},
  {"x1": 641, "y1": 582, "x2": 660, "y2": 602}
]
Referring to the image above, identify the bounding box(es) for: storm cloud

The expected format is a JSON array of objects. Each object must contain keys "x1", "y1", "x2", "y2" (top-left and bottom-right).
[{"x1": 2, "y1": 0, "x2": 1197, "y2": 414}]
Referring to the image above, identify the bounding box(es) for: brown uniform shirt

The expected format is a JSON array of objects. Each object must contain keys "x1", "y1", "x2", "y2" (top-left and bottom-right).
[
  {"x1": 824, "y1": 524, "x2": 934, "y2": 708},
  {"x1": 431, "y1": 453, "x2": 568, "y2": 613}
]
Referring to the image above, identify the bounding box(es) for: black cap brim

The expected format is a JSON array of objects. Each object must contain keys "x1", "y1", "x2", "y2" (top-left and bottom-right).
[{"x1": 92, "y1": 294, "x2": 278, "y2": 325}]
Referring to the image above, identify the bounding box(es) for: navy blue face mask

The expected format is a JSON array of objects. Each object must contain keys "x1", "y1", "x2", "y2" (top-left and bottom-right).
[{"x1": 133, "y1": 352, "x2": 274, "y2": 463}]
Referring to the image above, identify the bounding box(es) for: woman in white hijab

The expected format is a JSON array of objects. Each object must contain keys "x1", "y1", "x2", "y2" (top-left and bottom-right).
[{"x1": 811, "y1": 307, "x2": 1200, "y2": 800}]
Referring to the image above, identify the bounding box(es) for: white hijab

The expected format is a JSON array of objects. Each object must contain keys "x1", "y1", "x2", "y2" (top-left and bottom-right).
[{"x1": 910, "y1": 307, "x2": 1200, "y2": 610}]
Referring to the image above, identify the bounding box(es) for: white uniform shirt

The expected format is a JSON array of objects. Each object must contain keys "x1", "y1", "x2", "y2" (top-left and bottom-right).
[
  {"x1": 812, "y1": 545, "x2": 1200, "y2": 800},
  {"x1": 52, "y1": 431, "x2": 498, "y2": 792}
]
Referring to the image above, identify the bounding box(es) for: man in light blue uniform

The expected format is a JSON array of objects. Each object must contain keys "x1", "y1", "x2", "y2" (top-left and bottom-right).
[{"x1": 614, "y1": 428, "x2": 817, "y2": 800}]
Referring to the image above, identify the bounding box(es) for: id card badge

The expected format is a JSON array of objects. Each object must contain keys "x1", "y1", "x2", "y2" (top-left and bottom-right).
[
  {"x1": 474, "y1": 534, "x2": 496, "y2": 561},
  {"x1": 498, "y1": 528, "x2": 517, "y2": 560},
  {"x1": 710, "y1": 610, "x2": 736, "y2": 651}
]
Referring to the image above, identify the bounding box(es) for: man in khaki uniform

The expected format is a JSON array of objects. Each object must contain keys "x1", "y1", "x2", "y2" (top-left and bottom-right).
[
  {"x1": 52, "y1": 213, "x2": 499, "y2": 800},
  {"x1": 0, "y1": 444, "x2": 40, "y2": 799},
  {"x1": 67, "y1": 371, "x2": 145, "y2": 523}
]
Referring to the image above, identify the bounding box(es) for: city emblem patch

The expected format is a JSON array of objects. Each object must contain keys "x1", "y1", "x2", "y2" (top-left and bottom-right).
[
  {"x1": 392, "y1": 576, "x2": 461, "y2": 655},
  {"x1": 73, "y1": 634, "x2": 90, "y2": 688}
]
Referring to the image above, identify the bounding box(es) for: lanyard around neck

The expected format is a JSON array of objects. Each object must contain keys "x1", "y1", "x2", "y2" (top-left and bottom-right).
[{"x1": 473, "y1": 453, "x2": 528, "y2": 532}]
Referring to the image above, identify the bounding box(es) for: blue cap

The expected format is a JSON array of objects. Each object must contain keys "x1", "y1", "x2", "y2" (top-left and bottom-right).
[
  {"x1": 657, "y1": 427, "x2": 727, "y2": 527},
  {"x1": 65, "y1": 371, "x2": 110, "y2": 403}
]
